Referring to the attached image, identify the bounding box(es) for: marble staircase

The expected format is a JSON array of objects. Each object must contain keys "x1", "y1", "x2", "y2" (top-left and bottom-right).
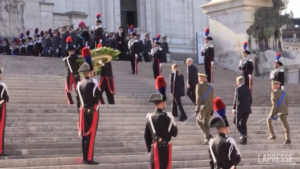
[{"x1": 0, "y1": 56, "x2": 299, "y2": 168}]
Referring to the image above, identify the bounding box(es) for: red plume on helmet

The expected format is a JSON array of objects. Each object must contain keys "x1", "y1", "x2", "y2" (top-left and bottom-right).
[
  {"x1": 66, "y1": 36, "x2": 72, "y2": 43},
  {"x1": 35, "y1": 28, "x2": 39, "y2": 34},
  {"x1": 155, "y1": 76, "x2": 166, "y2": 89},
  {"x1": 213, "y1": 97, "x2": 226, "y2": 111},
  {"x1": 40, "y1": 31, "x2": 44, "y2": 37},
  {"x1": 78, "y1": 21, "x2": 87, "y2": 28},
  {"x1": 96, "y1": 13, "x2": 101, "y2": 19}
]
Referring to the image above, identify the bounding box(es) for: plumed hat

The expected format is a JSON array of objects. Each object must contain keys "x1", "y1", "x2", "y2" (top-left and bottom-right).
[
  {"x1": 26, "y1": 30, "x2": 30, "y2": 37},
  {"x1": 275, "y1": 52, "x2": 283, "y2": 66},
  {"x1": 154, "y1": 34, "x2": 161, "y2": 45},
  {"x1": 209, "y1": 117, "x2": 227, "y2": 128},
  {"x1": 66, "y1": 36, "x2": 75, "y2": 51},
  {"x1": 19, "y1": 33, "x2": 24, "y2": 40},
  {"x1": 96, "y1": 13, "x2": 102, "y2": 23},
  {"x1": 34, "y1": 28, "x2": 39, "y2": 36},
  {"x1": 78, "y1": 21, "x2": 87, "y2": 29},
  {"x1": 155, "y1": 76, "x2": 167, "y2": 101},
  {"x1": 12, "y1": 37, "x2": 20, "y2": 44},
  {"x1": 81, "y1": 47, "x2": 93, "y2": 71},
  {"x1": 40, "y1": 31, "x2": 44, "y2": 37},
  {"x1": 213, "y1": 97, "x2": 229, "y2": 126},
  {"x1": 78, "y1": 62, "x2": 91, "y2": 73},
  {"x1": 148, "y1": 93, "x2": 164, "y2": 103},
  {"x1": 204, "y1": 28, "x2": 213, "y2": 40},
  {"x1": 129, "y1": 25, "x2": 135, "y2": 34},
  {"x1": 243, "y1": 42, "x2": 251, "y2": 54}
]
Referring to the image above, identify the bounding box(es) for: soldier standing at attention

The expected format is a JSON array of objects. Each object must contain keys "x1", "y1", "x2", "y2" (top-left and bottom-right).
[
  {"x1": 144, "y1": 93, "x2": 178, "y2": 169},
  {"x1": 0, "y1": 68, "x2": 9, "y2": 156},
  {"x1": 208, "y1": 117, "x2": 241, "y2": 169},
  {"x1": 201, "y1": 28, "x2": 214, "y2": 83},
  {"x1": 195, "y1": 73, "x2": 214, "y2": 145},
  {"x1": 267, "y1": 80, "x2": 290, "y2": 144},
  {"x1": 239, "y1": 42, "x2": 254, "y2": 90},
  {"x1": 270, "y1": 52, "x2": 284, "y2": 90}
]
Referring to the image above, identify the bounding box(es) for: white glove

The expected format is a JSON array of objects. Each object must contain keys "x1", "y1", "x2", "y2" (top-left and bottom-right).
[
  {"x1": 59, "y1": 45, "x2": 61, "y2": 48},
  {"x1": 140, "y1": 53, "x2": 143, "y2": 56},
  {"x1": 281, "y1": 86, "x2": 284, "y2": 90},
  {"x1": 211, "y1": 61, "x2": 214, "y2": 65},
  {"x1": 62, "y1": 57, "x2": 66, "y2": 61},
  {"x1": 73, "y1": 45, "x2": 76, "y2": 48},
  {"x1": 87, "y1": 46, "x2": 90, "y2": 49},
  {"x1": 56, "y1": 49, "x2": 59, "y2": 53},
  {"x1": 135, "y1": 54, "x2": 138, "y2": 58},
  {"x1": 159, "y1": 63, "x2": 162, "y2": 67},
  {"x1": 100, "y1": 39, "x2": 102, "y2": 43},
  {"x1": 248, "y1": 74, "x2": 252, "y2": 78},
  {"x1": 239, "y1": 60, "x2": 242, "y2": 67}
]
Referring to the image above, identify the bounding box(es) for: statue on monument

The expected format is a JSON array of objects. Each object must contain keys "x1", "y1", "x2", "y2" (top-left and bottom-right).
[
  {"x1": 0, "y1": 0, "x2": 25, "y2": 37},
  {"x1": 246, "y1": 0, "x2": 290, "y2": 51}
]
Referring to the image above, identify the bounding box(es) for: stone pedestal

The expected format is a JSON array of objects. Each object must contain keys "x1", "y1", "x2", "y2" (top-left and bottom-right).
[{"x1": 201, "y1": 0, "x2": 288, "y2": 74}]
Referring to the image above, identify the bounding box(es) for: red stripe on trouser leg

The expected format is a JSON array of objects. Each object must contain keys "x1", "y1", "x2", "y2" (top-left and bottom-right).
[
  {"x1": 0, "y1": 103, "x2": 6, "y2": 155},
  {"x1": 210, "y1": 65, "x2": 213, "y2": 83},
  {"x1": 64, "y1": 80, "x2": 70, "y2": 104},
  {"x1": 98, "y1": 77, "x2": 104, "y2": 88},
  {"x1": 154, "y1": 142, "x2": 160, "y2": 169},
  {"x1": 167, "y1": 143, "x2": 172, "y2": 169},
  {"x1": 78, "y1": 107, "x2": 84, "y2": 136},
  {"x1": 87, "y1": 110, "x2": 99, "y2": 161},
  {"x1": 158, "y1": 59, "x2": 160, "y2": 75}
]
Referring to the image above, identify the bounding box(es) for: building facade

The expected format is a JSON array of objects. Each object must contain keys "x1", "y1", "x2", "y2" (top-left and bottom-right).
[{"x1": 0, "y1": 0, "x2": 209, "y2": 54}]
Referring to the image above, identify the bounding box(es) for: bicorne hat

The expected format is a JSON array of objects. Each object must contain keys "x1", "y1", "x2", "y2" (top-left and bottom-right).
[
  {"x1": 204, "y1": 28, "x2": 213, "y2": 40},
  {"x1": 243, "y1": 42, "x2": 251, "y2": 54},
  {"x1": 275, "y1": 52, "x2": 283, "y2": 66},
  {"x1": 209, "y1": 117, "x2": 227, "y2": 128}
]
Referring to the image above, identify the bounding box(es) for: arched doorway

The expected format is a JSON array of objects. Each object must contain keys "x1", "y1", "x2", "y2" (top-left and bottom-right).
[{"x1": 120, "y1": 0, "x2": 137, "y2": 30}]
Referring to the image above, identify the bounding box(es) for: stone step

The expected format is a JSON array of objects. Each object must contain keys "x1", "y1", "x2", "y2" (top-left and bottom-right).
[
  {"x1": 0, "y1": 151, "x2": 299, "y2": 168},
  {"x1": 3, "y1": 158, "x2": 300, "y2": 169}
]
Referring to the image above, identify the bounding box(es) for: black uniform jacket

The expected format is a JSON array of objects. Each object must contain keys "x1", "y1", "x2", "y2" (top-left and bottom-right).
[
  {"x1": 144, "y1": 108, "x2": 178, "y2": 151},
  {"x1": 63, "y1": 54, "x2": 80, "y2": 74},
  {"x1": 101, "y1": 62, "x2": 113, "y2": 77},
  {"x1": 239, "y1": 58, "x2": 253, "y2": 75},
  {"x1": 170, "y1": 72, "x2": 185, "y2": 96},
  {"x1": 209, "y1": 133, "x2": 241, "y2": 169},
  {"x1": 0, "y1": 81, "x2": 9, "y2": 103},
  {"x1": 201, "y1": 44, "x2": 214, "y2": 61},
  {"x1": 77, "y1": 77, "x2": 102, "y2": 108},
  {"x1": 270, "y1": 67, "x2": 284, "y2": 86}
]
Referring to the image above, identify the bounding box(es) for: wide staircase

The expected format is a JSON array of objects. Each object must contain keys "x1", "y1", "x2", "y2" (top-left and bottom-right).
[{"x1": 1, "y1": 56, "x2": 300, "y2": 169}]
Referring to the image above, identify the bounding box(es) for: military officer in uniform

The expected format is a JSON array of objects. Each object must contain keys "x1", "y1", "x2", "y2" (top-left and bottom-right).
[
  {"x1": 267, "y1": 80, "x2": 290, "y2": 144},
  {"x1": 63, "y1": 36, "x2": 81, "y2": 107},
  {"x1": 98, "y1": 60, "x2": 115, "y2": 104},
  {"x1": 270, "y1": 52, "x2": 284, "y2": 90},
  {"x1": 150, "y1": 35, "x2": 163, "y2": 79},
  {"x1": 77, "y1": 55, "x2": 102, "y2": 165},
  {"x1": 128, "y1": 32, "x2": 140, "y2": 74},
  {"x1": 239, "y1": 42, "x2": 254, "y2": 90},
  {"x1": 0, "y1": 68, "x2": 9, "y2": 156},
  {"x1": 195, "y1": 73, "x2": 214, "y2": 145},
  {"x1": 61, "y1": 25, "x2": 69, "y2": 58},
  {"x1": 209, "y1": 117, "x2": 241, "y2": 169},
  {"x1": 144, "y1": 93, "x2": 178, "y2": 169},
  {"x1": 201, "y1": 29, "x2": 214, "y2": 83}
]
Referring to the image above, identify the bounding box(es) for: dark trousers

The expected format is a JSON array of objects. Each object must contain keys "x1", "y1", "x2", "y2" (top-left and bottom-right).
[
  {"x1": 143, "y1": 52, "x2": 150, "y2": 62},
  {"x1": 204, "y1": 58, "x2": 212, "y2": 83},
  {"x1": 81, "y1": 109, "x2": 99, "y2": 162},
  {"x1": 61, "y1": 46, "x2": 67, "y2": 58},
  {"x1": 243, "y1": 73, "x2": 251, "y2": 89},
  {"x1": 131, "y1": 54, "x2": 139, "y2": 74},
  {"x1": 0, "y1": 103, "x2": 6, "y2": 155},
  {"x1": 65, "y1": 73, "x2": 80, "y2": 106},
  {"x1": 138, "y1": 53, "x2": 143, "y2": 62},
  {"x1": 186, "y1": 85, "x2": 196, "y2": 104},
  {"x1": 99, "y1": 77, "x2": 115, "y2": 104},
  {"x1": 172, "y1": 95, "x2": 187, "y2": 121},
  {"x1": 149, "y1": 142, "x2": 172, "y2": 169},
  {"x1": 152, "y1": 60, "x2": 161, "y2": 79},
  {"x1": 234, "y1": 113, "x2": 249, "y2": 136}
]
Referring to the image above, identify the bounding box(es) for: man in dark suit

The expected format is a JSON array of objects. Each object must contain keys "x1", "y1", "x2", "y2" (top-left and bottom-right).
[
  {"x1": 116, "y1": 26, "x2": 126, "y2": 60},
  {"x1": 186, "y1": 58, "x2": 198, "y2": 105},
  {"x1": 232, "y1": 76, "x2": 252, "y2": 145}
]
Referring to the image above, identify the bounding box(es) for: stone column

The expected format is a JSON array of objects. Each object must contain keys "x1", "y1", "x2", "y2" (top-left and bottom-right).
[
  {"x1": 24, "y1": 0, "x2": 41, "y2": 35},
  {"x1": 201, "y1": 0, "x2": 288, "y2": 72}
]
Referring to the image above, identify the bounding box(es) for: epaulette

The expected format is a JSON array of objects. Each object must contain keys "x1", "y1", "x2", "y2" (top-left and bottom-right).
[
  {"x1": 62, "y1": 57, "x2": 67, "y2": 61},
  {"x1": 146, "y1": 113, "x2": 151, "y2": 118},
  {"x1": 279, "y1": 68, "x2": 284, "y2": 72},
  {"x1": 227, "y1": 137, "x2": 237, "y2": 145},
  {"x1": 248, "y1": 59, "x2": 252, "y2": 62},
  {"x1": 92, "y1": 78, "x2": 98, "y2": 85},
  {"x1": 134, "y1": 40, "x2": 138, "y2": 43},
  {"x1": 209, "y1": 44, "x2": 214, "y2": 48},
  {"x1": 159, "y1": 47, "x2": 162, "y2": 51}
]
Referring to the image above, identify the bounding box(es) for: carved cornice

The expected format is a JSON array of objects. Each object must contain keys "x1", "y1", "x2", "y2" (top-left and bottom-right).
[{"x1": 53, "y1": 11, "x2": 88, "y2": 18}]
